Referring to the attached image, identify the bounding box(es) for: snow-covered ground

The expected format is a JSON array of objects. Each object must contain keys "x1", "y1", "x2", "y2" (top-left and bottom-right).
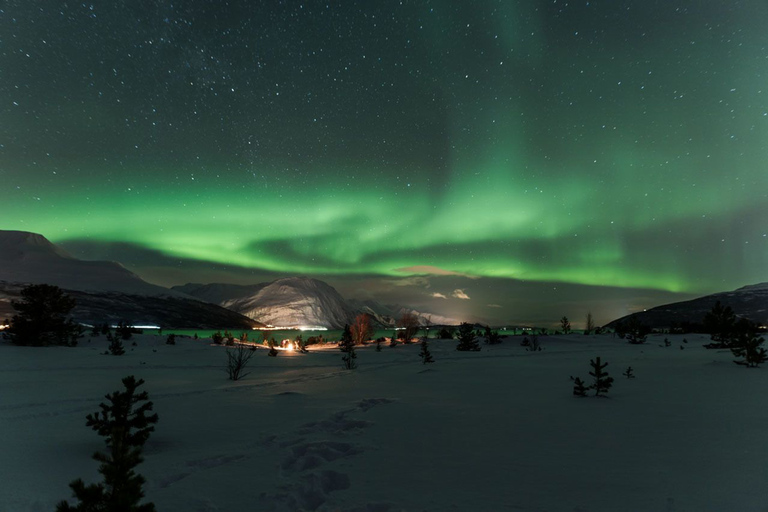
[{"x1": 2, "y1": 333, "x2": 767, "y2": 512}]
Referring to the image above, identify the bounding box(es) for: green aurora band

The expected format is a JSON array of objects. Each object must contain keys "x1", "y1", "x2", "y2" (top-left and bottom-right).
[{"x1": 2, "y1": 1, "x2": 767, "y2": 296}]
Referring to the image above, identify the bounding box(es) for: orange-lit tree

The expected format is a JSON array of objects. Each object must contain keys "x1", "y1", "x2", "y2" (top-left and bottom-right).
[{"x1": 350, "y1": 313, "x2": 374, "y2": 345}]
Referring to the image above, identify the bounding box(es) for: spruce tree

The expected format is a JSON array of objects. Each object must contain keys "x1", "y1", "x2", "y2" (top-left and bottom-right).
[
  {"x1": 339, "y1": 324, "x2": 357, "y2": 369},
  {"x1": 57, "y1": 376, "x2": 158, "y2": 512},
  {"x1": 622, "y1": 366, "x2": 635, "y2": 379},
  {"x1": 560, "y1": 316, "x2": 571, "y2": 334},
  {"x1": 456, "y1": 322, "x2": 480, "y2": 351},
  {"x1": 419, "y1": 339, "x2": 434, "y2": 364},
  {"x1": 703, "y1": 300, "x2": 736, "y2": 344},
  {"x1": 589, "y1": 357, "x2": 614, "y2": 396}
]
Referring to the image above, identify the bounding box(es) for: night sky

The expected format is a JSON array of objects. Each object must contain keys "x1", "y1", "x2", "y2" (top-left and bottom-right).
[{"x1": 2, "y1": 1, "x2": 767, "y2": 326}]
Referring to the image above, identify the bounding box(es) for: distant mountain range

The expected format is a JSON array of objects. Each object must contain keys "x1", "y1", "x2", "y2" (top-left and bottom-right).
[
  {"x1": 606, "y1": 283, "x2": 768, "y2": 329},
  {"x1": 0, "y1": 230, "x2": 456, "y2": 329},
  {"x1": 0, "y1": 231, "x2": 259, "y2": 329},
  {"x1": 174, "y1": 278, "x2": 459, "y2": 329}
]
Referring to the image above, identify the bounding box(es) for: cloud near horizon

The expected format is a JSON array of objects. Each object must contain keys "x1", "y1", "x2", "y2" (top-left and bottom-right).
[
  {"x1": 452, "y1": 289, "x2": 471, "y2": 300},
  {"x1": 431, "y1": 292, "x2": 447, "y2": 299}
]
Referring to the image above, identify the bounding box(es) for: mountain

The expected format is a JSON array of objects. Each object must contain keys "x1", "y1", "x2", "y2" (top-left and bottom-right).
[
  {"x1": 0, "y1": 230, "x2": 176, "y2": 296},
  {"x1": 0, "y1": 231, "x2": 260, "y2": 329},
  {"x1": 348, "y1": 299, "x2": 460, "y2": 327},
  {"x1": 175, "y1": 277, "x2": 357, "y2": 329},
  {"x1": 606, "y1": 283, "x2": 768, "y2": 329}
]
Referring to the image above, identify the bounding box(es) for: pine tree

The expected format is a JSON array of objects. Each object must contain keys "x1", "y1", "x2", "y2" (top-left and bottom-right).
[
  {"x1": 560, "y1": 316, "x2": 571, "y2": 334},
  {"x1": 622, "y1": 366, "x2": 635, "y2": 379},
  {"x1": 375, "y1": 339, "x2": 382, "y2": 352},
  {"x1": 3, "y1": 284, "x2": 82, "y2": 346},
  {"x1": 572, "y1": 377, "x2": 588, "y2": 397},
  {"x1": 339, "y1": 324, "x2": 357, "y2": 369},
  {"x1": 419, "y1": 339, "x2": 434, "y2": 364},
  {"x1": 731, "y1": 330, "x2": 768, "y2": 368},
  {"x1": 57, "y1": 376, "x2": 158, "y2": 512},
  {"x1": 589, "y1": 357, "x2": 614, "y2": 396},
  {"x1": 456, "y1": 322, "x2": 480, "y2": 351}
]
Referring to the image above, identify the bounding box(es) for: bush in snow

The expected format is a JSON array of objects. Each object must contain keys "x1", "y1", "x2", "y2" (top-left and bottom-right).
[
  {"x1": 437, "y1": 326, "x2": 456, "y2": 340},
  {"x1": 115, "y1": 321, "x2": 135, "y2": 341},
  {"x1": 165, "y1": 334, "x2": 176, "y2": 345},
  {"x1": 57, "y1": 376, "x2": 158, "y2": 512},
  {"x1": 522, "y1": 334, "x2": 542, "y2": 352},
  {"x1": 703, "y1": 300, "x2": 736, "y2": 344},
  {"x1": 731, "y1": 328, "x2": 768, "y2": 368},
  {"x1": 484, "y1": 326, "x2": 502, "y2": 345},
  {"x1": 2, "y1": 283, "x2": 82, "y2": 347},
  {"x1": 226, "y1": 343, "x2": 256, "y2": 380}
]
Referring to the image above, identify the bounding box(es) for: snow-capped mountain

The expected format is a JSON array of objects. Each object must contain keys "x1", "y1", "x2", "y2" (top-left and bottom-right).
[
  {"x1": 175, "y1": 277, "x2": 357, "y2": 329},
  {"x1": 606, "y1": 282, "x2": 768, "y2": 329},
  {"x1": 348, "y1": 299, "x2": 460, "y2": 327},
  {"x1": 176, "y1": 278, "x2": 460, "y2": 329}
]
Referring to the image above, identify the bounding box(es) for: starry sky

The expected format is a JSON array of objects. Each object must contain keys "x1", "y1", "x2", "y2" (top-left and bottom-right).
[{"x1": 2, "y1": 1, "x2": 767, "y2": 326}]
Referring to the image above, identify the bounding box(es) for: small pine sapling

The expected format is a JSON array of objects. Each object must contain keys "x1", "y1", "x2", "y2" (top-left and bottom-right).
[
  {"x1": 165, "y1": 334, "x2": 176, "y2": 345},
  {"x1": 622, "y1": 366, "x2": 635, "y2": 379},
  {"x1": 339, "y1": 324, "x2": 357, "y2": 369},
  {"x1": 663, "y1": 338, "x2": 671, "y2": 347},
  {"x1": 211, "y1": 331, "x2": 224, "y2": 345},
  {"x1": 419, "y1": 339, "x2": 434, "y2": 364},
  {"x1": 572, "y1": 376, "x2": 588, "y2": 397},
  {"x1": 106, "y1": 333, "x2": 125, "y2": 356},
  {"x1": 589, "y1": 357, "x2": 614, "y2": 397},
  {"x1": 375, "y1": 338, "x2": 383, "y2": 352}
]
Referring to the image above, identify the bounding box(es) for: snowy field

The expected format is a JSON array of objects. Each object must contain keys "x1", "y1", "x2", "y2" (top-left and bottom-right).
[{"x1": 2, "y1": 333, "x2": 767, "y2": 512}]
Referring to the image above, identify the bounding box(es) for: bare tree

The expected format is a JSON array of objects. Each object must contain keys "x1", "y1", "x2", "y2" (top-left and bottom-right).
[
  {"x1": 585, "y1": 312, "x2": 595, "y2": 334},
  {"x1": 397, "y1": 311, "x2": 420, "y2": 343},
  {"x1": 225, "y1": 343, "x2": 256, "y2": 380},
  {"x1": 350, "y1": 313, "x2": 374, "y2": 345}
]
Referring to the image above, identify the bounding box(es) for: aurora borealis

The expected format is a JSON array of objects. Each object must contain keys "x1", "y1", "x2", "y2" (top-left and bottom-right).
[{"x1": 2, "y1": 1, "x2": 767, "y2": 325}]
